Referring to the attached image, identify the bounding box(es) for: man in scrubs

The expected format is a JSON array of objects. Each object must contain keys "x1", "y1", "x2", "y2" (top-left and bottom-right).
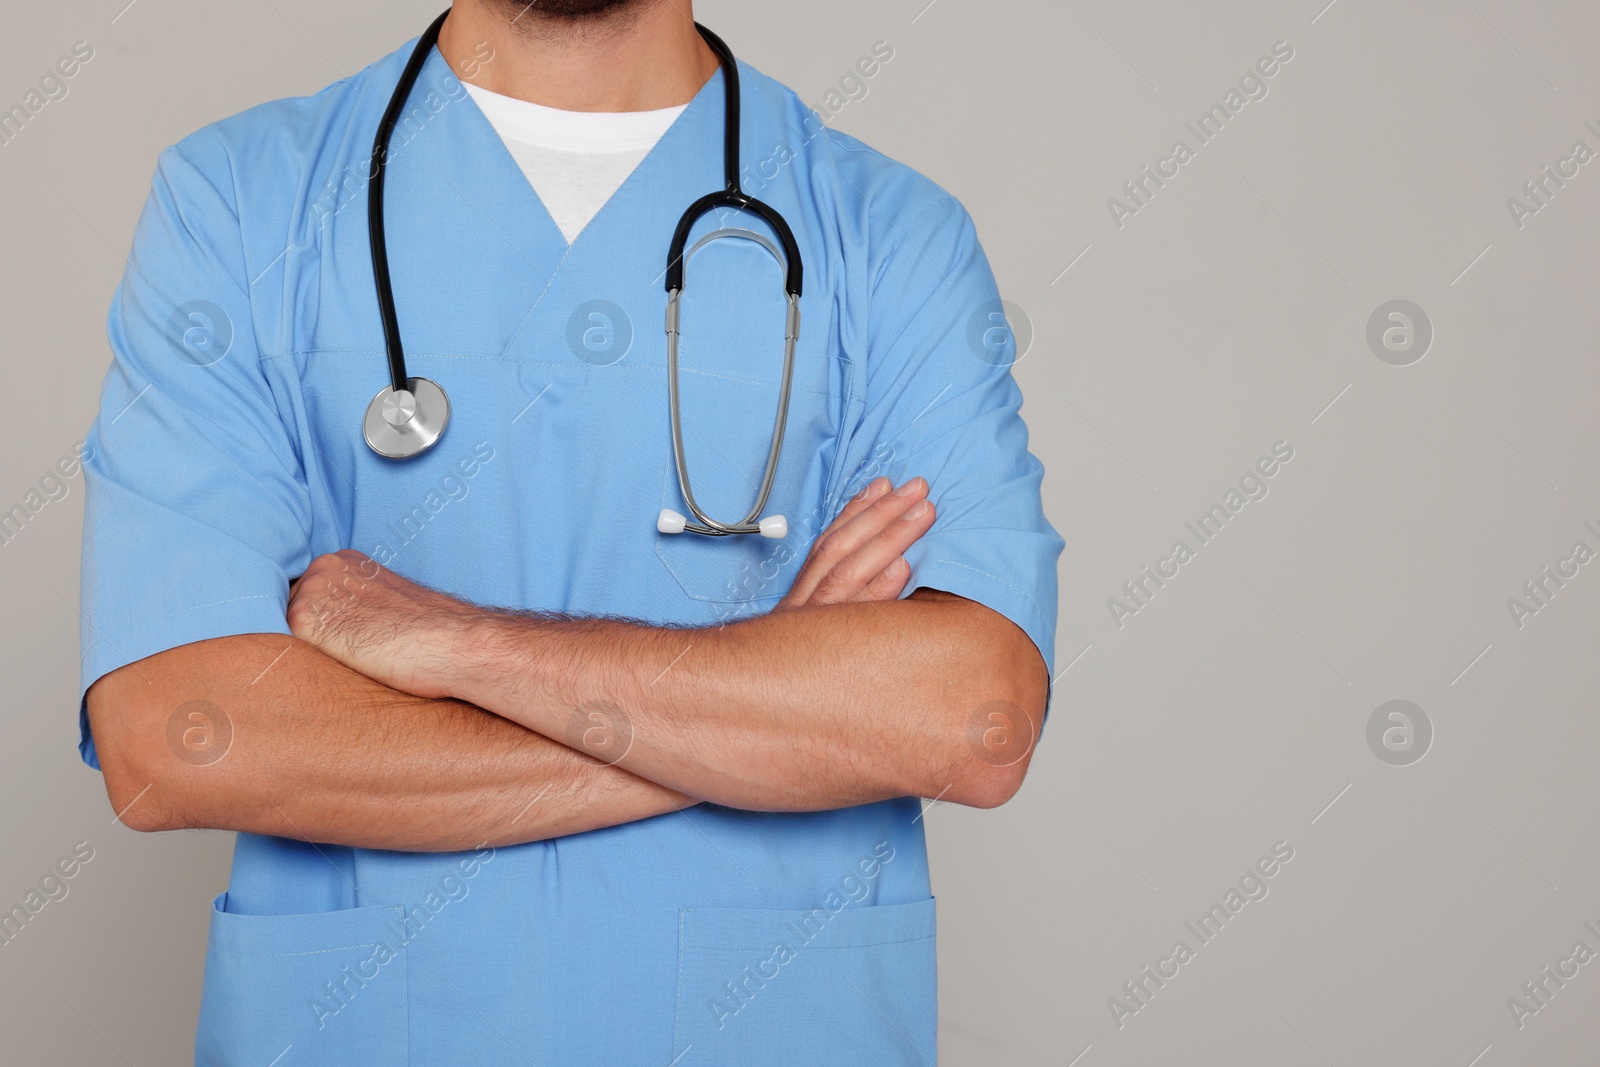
[{"x1": 78, "y1": 1, "x2": 1062, "y2": 1062}]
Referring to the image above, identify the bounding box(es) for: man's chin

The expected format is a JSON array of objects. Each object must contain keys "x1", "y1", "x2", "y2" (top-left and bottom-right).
[{"x1": 487, "y1": 0, "x2": 645, "y2": 24}]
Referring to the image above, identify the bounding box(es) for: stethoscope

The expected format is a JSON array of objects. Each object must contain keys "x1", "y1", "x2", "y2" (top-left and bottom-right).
[{"x1": 364, "y1": 10, "x2": 800, "y2": 540}]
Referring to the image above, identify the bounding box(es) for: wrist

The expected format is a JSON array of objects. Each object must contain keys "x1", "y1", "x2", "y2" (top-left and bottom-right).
[
  {"x1": 443, "y1": 607, "x2": 522, "y2": 709},
  {"x1": 445, "y1": 609, "x2": 582, "y2": 734}
]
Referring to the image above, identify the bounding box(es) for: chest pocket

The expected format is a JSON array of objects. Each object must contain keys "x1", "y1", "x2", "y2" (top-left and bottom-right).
[{"x1": 653, "y1": 233, "x2": 840, "y2": 609}]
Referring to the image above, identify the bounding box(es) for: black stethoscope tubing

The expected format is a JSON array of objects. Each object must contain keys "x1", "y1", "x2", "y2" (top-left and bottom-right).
[{"x1": 366, "y1": 10, "x2": 801, "y2": 539}]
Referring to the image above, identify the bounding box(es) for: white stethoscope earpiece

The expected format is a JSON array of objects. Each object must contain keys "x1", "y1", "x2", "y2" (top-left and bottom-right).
[{"x1": 658, "y1": 509, "x2": 786, "y2": 539}]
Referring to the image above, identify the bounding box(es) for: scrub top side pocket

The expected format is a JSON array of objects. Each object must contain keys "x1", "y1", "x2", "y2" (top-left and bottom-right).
[
  {"x1": 671, "y1": 896, "x2": 937, "y2": 1066},
  {"x1": 194, "y1": 894, "x2": 410, "y2": 1067}
]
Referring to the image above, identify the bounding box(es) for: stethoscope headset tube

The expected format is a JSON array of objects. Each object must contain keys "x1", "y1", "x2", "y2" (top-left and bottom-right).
[
  {"x1": 366, "y1": 12, "x2": 803, "y2": 541},
  {"x1": 363, "y1": 9, "x2": 452, "y2": 459},
  {"x1": 657, "y1": 24, "x2": 800, "y2": 539}
]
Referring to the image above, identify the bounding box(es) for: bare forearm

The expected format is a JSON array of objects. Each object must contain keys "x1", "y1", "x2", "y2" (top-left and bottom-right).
[
  {"x1": 281, "y1": 482, "x2": 1042, "y2": 815},
  {"x1": 87, "y1": 634, "x2": 691, "y2": 851},
  {"x1": 448, "y1": 593, "x2": 1046, "y2": 811}
]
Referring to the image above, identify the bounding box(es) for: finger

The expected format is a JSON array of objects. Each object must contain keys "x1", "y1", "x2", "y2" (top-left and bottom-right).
[
  {"x1": 830, "y1": 476, "x2": 892, "y2": 529},
  {"x1": 817, "y1": 477, "x2": 928, "y2": 563},
  {"x1": 845, "y1": 499, "x2": 935, "y2": 596},
  {"x1": 814, "y1": 497, "x2": 936, "y2": 604},
  {"x1": 788, "y1": 478, "x2": 924, "y2": 603},
  {"x1": 785, "y1": 477, "x2": 894, "y2": 604},
  {"x1": 854, "y1": 556, "x2": 912, "y2": 602}
]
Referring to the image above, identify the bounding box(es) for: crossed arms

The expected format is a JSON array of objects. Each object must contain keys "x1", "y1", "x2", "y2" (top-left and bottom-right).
[{"x1": 86, "y1": 475, "x2": 1048, "y2": 852}]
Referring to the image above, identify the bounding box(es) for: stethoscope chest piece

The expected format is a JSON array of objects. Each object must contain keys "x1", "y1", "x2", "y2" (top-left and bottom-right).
[{"x1": 363, "y1": 377, "x2": 450, "y2": 459}]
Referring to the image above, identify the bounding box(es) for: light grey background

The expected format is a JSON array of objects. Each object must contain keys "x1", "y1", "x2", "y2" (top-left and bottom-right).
[{"x1": 3, "y1": 0, "x2": 1597, "y2": 1063}]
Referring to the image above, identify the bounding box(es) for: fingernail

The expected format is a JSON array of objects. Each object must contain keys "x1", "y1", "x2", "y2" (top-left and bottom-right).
[
  {"x1": 856, "y1": 476, "x2": 889, "y2": 502},
  {"x1": 902, "y1": 500, "x2": 930, "y2": 521},
  {"x1": 894, "y1": 477, "x2": 925, "y2": 497}
]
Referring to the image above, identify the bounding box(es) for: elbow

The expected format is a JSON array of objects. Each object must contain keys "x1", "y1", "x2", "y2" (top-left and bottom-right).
[
  {"x1": 86, "y1": 679, "x2": 184, "y2": 834},
  {"x1": 937, "y1": 627, "x2": 1049, "y2": 810},
  {"x1": 103, "y1": 766, "x2": 178, "y2": 835},
  {"x1": 945, "y1": 719, "x2": 1035, "y2": 809},
  {"x1": 941, "y1": 682, "x2": 1047, "y2": 811},
  {"x1": 105, "y1": 781, "x2": 174, "y2": 835}
]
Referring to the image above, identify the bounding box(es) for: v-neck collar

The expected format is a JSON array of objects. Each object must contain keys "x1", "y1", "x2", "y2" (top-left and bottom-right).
[
  {"x1": 376, "y1": 43, "x2": 734, "y2": 363},
  {"x1": 443, "y1": 46, "x2": 726, "y2": 252}
]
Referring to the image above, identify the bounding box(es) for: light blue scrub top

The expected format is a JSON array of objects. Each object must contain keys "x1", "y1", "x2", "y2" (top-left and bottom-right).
[{"x1": 78, "y1": 31, "x2": 1061, "y2": 1067}]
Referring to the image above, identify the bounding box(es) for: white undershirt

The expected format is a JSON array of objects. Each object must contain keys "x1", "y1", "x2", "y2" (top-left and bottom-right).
[{"x1": 465, "y1": 82, "x2": 687, "y2": 244}]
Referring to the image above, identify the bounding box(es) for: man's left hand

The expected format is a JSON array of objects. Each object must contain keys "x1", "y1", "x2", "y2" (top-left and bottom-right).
[{"x1": 287, "y1": 549, "x2": 474, "y2": 700}]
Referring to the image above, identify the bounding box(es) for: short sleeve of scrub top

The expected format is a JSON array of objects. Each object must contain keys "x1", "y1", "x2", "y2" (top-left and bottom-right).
[
  {"x1": 76, "y1": 144, "x2": 311, "y2": 770},
  {"x1": 826, "y1": 169, "x2": 1064, "y2": 690}
]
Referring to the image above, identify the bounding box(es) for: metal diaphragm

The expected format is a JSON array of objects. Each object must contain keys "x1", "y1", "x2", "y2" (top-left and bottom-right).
[{"x1": 363, "y1": 377, "x2": 450, "y2": 459}]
